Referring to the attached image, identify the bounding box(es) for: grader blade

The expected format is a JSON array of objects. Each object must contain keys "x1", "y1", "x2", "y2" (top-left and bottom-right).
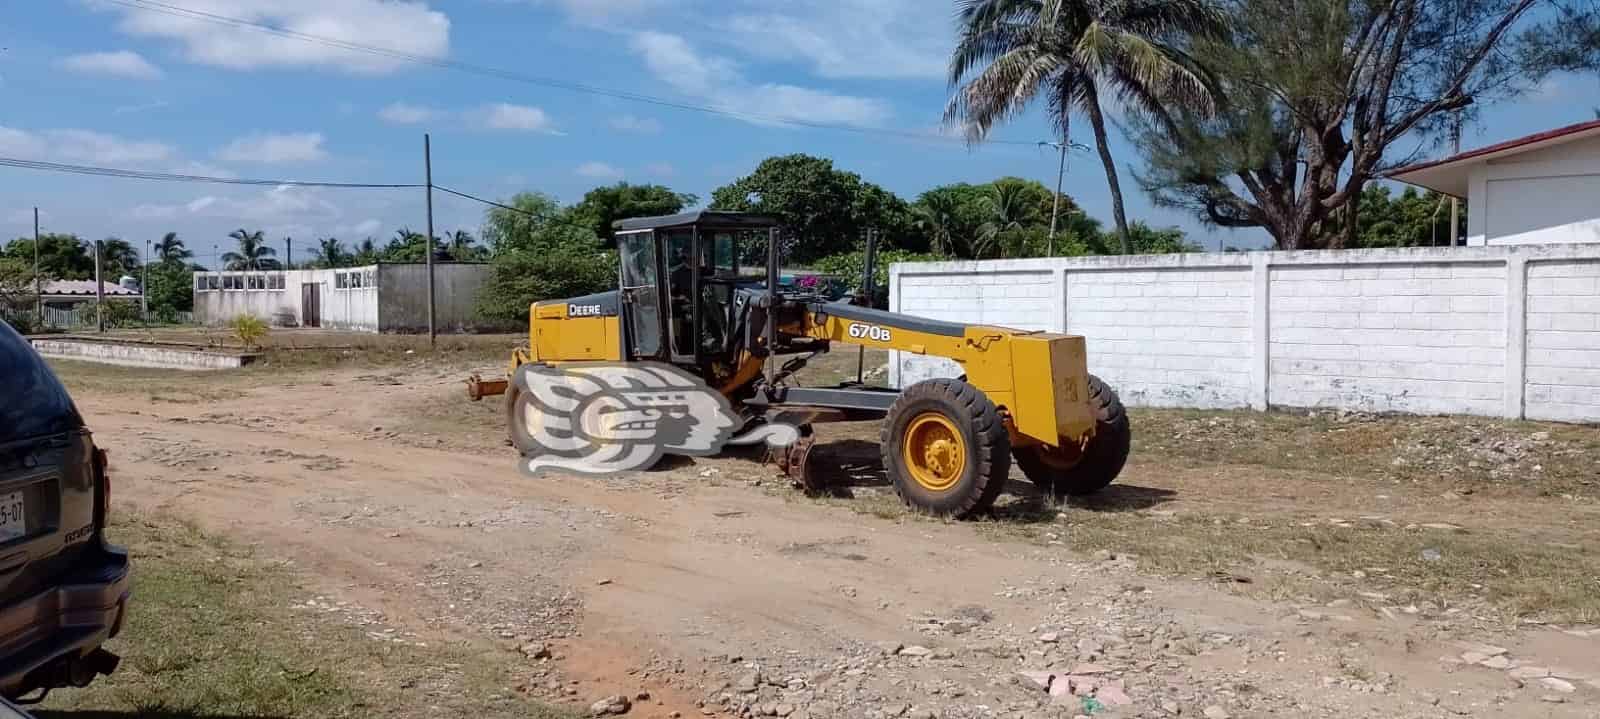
[{"x1": 770, "y1": 431, "x2": 819, "y2": 493}]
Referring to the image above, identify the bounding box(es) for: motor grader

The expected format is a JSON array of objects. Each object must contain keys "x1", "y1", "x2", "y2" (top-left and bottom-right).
[{"x1": 467, "y1": 211, "x2": 1129, "y2": 517}]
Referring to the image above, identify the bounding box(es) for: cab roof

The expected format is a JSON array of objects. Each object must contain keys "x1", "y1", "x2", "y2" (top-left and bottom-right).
[{"x1": 613, "y1": 210, "x2": 779, "y2": 233}]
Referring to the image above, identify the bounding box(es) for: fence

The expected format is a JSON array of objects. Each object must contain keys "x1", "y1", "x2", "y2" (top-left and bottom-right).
[
  {"x1": 3, "y1": 305, "x2": 194, "y2": 331},
  {"x1": 888, "y1": 244, "x2": 1600, "y2": 424}
]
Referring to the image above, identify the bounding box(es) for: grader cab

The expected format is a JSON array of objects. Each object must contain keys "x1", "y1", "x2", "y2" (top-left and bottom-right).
[{"x1": 467, "y1": 211, "x2": 1129, "y2": 518}]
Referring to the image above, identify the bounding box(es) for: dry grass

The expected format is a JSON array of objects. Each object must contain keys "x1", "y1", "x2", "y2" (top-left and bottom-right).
[{"x1": 35, "y1": 512, "x2": 574, "y2": 719}]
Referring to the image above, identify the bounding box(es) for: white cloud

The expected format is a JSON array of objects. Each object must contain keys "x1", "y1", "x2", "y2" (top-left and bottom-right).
[
  {"x1": 477, "y1": 103, "x2": 558, "y2": 133},
  {"x1": 532, "y1": 0, "x2": 664, "y2": 24},
  {"x1": 133, "y1": 186, "x2": 343, "y2": 237},
  {"x1": 643, "y1": 162, "x2": 675, "y2": 177},
  {"x1": 352, "y1": 218, "x2": 382, "y2": 235},
  {"x1": 60, "y1": 50, "x2": 163, "y2": 79},
  {"x1": 576, "y1": 161, "x2": 624, "y2": 180},
  {"x1": 610, "y1": 114, "x2": 663, "y2": 134},
  {"x1": 378, "y1": 102, "x2": 437, "y2": 125},
  {"x1": 629, "y1": 32, "x2": 891, "y2": 128},
  {"x1": 102, "y1": 0, "x2": 450, "y2": 74},
  {"x1": 216, "y1": 132, "x2": 328, "y2": 163},
  {"x1": 0, "y1": 125, "x2": 175, "y2": 165},
  {"x1": 719, "y1": 1, "x2": 947, "y2": 80}
]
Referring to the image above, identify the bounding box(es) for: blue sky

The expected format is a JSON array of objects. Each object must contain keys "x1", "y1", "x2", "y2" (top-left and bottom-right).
[{"x1": 2, "y1": 1, "x2": 1597, "y2": 268}]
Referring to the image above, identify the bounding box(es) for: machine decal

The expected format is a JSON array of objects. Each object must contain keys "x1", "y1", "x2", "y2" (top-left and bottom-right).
[
  {"x1": 847, "y1": 322, "x2": 892, "y2": 342},
  {"x1": 510, "y1": 362, "x2": 800, "y2": 476},
  {"x1": 568, "y1": 303, "x2": 604, "y2": 317}
]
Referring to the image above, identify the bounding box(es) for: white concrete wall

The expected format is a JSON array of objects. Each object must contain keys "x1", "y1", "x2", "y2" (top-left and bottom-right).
[
  {"x1": 1466, "y1": 135, "x2": 1600, "y2": 246},
  {"x1": 889, "y1": 245, "x2": 1600, "y2": 423}
]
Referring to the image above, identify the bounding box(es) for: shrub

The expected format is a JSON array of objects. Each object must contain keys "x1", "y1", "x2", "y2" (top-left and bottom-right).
[
  {"x1": 810, "y1": 249, "x2": 942, "y2": 306},
  {"x1": 229, "y1": 314, "x2": 269, "y2": 349},
  {"x1": 476, "y1": 247, "x2": 618, "y2": 326}
]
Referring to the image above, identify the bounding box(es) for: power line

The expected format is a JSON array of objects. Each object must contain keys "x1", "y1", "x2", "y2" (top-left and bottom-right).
[
  {"x1": 0, "y1": 157, "x2": 422, "y2": 188},
  {"x1": 106, "y1": 0, "x2": 1037, "y2": 147}
]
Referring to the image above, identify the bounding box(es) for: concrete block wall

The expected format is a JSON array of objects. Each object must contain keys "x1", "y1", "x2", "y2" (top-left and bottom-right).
[
  {"x1": 1526, "y1": 261, "x2": 1600, "y2": 421},
  {"x1": 889, "y1": 245, "x2": 1600, "y2": 423}
]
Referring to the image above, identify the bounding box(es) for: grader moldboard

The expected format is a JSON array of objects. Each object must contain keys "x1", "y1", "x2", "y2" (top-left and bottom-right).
[{"x1": 466, "y1": 211, "x2": 1130, "y2": 517}]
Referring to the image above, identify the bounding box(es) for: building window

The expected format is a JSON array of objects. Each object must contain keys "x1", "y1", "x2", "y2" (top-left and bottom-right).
[
  {"x1": 363, "y1": 269, "x2": 375, "y2": 288},
  {"x1": 336, "y1": 272, "x2": 349, "y2": 289},
  {"x1": 268, "y1": 274, "x2": 284, "y2": 290},
  {"x1": 195, "y1": 276, "x2": 207, "y2": 292},
  {"x1": 207, "y1": 275, "x2": 220, "y2": 291},
  {"x1": 222, "y1": 275, "x2": 239, "y2": 290}
]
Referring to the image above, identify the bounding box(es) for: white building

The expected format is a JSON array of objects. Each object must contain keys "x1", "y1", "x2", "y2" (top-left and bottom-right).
[
  {"x1": 1391, "y1": 119, "x2": 1600, "y2": 246},
  {"x1": 192, "y1": 263, "x2": 494, "y2": 333}
]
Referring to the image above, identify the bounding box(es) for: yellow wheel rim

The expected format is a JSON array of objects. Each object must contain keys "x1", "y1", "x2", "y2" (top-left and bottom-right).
[{"x1": 902, "y1": 412, "x2": 966, "y2": 492}]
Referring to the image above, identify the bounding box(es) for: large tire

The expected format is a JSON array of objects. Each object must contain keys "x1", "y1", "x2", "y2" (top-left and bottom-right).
[
  {"x1": 505, "y1": 381, "x2": 540, "y2": 455},
  {"x1": 1015, "y1": 374, "x2": 1131, "y2": 497},
  {"x1": 880, "y1": 379, "x2": 1011, "y2": 518}
]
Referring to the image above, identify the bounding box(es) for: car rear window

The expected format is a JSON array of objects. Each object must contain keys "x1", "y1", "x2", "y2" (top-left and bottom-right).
[{"x1": 0, "y1": 323, "x2": 82, "y2": 440}]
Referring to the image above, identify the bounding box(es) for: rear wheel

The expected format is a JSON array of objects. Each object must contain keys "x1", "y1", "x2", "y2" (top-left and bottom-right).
[
  {"x1": 505, "y1": 380, "x2": 541, "y2": 455},
  {"x1": 881, "y1": 379, "x2": 1010, "y2": 518},
  {"x1": 1015, "y1": 374, "x2": 1130, "y2": 497}
]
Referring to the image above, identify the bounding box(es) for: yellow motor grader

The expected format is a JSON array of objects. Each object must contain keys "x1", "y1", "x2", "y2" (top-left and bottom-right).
[{"x1": 467, "y1": 211, "x2": 1129, "y2": 517}]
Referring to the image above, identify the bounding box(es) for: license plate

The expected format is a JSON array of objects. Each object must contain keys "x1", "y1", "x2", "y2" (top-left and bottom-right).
[{"x1": 0, "y1": 492, "x2": 24, "y2": 541}]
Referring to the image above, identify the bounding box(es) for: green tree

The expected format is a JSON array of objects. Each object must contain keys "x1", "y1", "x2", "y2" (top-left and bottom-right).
[
  {"x1": 222, "y1": 229, "x2": 276, "y2": 270},
  {"x1": 709, "y1": 154, "x2": 912, "y2": 262},
  {"x1": 143, "y1": 261, "x2": 196, "y2": 320},
  {"x1": 98, "y1": 237, "x2": 139, "y2": 277},
  {"x1": 1356, "y1": 185, "x2": 1463, "y2": 248},
  {"x1": 486, "y1": 193, "x2": 588, "y2": 254},
  {"x1": 381, "y1": 228, "x2": 436, "y2": 262},
  {"x1": 154, "y1": 232, "x2": 192, "y2": 264},
  {"x1": 476, "y1": 247, "x2": 617, "y2": 326},
  {"x1": 571, "y1": 183, "x2": 698, "y2": 248},
  {"x1": 0, "y1": 258, "x2": 37, "y2": 333},
  {"x1": 312, "y1": 237, "x2": 351, "y2": 268},
  {"x1": 447, "y1": 230, "x2": 485, "y2": 261},
  {"x1": 2, "y1": 234, "x2": 93, "y2": 280},
  {"x1": 947, "y1": 0, "x2": 1224, "y2": 253},
  {"x1": 1133, "y1": 0, "x2": 1588, "y2": 249},
  {"x1": 353, "y1": 237, "x2": 381, "y2": 265}
]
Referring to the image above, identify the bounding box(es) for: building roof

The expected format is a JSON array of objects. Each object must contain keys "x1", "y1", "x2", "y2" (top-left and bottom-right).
[
  {"x1": 614, "y1": 210, "x2": 780, "y2": 232},
  {"x1": 1388, "y1": 119, "x2": 1600, "y2": 198},
  {"x1": 40, "y1": 279, "x2": 140, "y2": 297}
]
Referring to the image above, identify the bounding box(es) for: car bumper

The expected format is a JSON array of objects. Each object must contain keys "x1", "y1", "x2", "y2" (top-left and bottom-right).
[{"x1": 0, "y1": 543, "x2": 130, "y2": 697}]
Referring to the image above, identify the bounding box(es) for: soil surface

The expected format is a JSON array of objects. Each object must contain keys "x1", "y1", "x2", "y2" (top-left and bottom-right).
[{"x1": 73, "y1": 360, "x2": 1600, "y2": 719}]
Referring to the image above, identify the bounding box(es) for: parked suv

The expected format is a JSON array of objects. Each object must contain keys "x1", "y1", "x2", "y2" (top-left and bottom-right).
[{"x1": 0, "y1": 322, "x2": 128, "y2": 701}]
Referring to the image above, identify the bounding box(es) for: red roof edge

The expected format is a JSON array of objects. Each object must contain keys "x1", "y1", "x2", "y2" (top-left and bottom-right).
[{"x1": 1387, "y1": 119, "x2": 1600, "y2": 178}]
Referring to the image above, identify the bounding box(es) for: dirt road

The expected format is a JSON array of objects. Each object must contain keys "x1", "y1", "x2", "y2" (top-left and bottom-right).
[{"x1": 71, "y1": 361, "x2": 1600, "y2": 718}]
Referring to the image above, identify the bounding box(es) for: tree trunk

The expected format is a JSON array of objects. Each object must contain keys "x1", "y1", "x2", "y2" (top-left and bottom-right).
[{"x1": 1084, "y1": 84, "x2": 1131, "y2": 254}]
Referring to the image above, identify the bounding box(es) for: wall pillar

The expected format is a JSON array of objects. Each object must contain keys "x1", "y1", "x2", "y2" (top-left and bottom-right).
[
  {"x1": 1250, "y1": 253, "x2": 1272, "y2": 411},
  {"x1": 1056, "y1": 264, "x2": 1070, "y2": 333},
  {"x1": 1505, "y1": 255, "x2": 1528, "y2": 420}
]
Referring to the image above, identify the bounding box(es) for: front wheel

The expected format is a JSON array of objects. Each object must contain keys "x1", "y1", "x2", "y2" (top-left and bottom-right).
[
  {"x1": 1015, "y1": 374, "x2": 1131, "y2": 497},
  {"x1": 880, "y1": 379, "x2": 1011, "y2": 518}
]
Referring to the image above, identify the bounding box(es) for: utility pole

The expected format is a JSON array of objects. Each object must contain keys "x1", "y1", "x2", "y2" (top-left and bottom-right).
[
  {"x1": 93, "y1": 240, "x2": 105, "y2": 333},
  {"x1": 1449, "y1": 116, "x2": 1462, "y2": 246},
  {"x1": 142, "y1": 239, "x2": 150, "y2": 321},
  {"x1": 285, "y1": 237, "x2": 293, "y2": 269},
  {"x1": 32, "y1": 207, "x2": 41, "y2": 319},
  {"x1": 1048, "y1": 142, "x2": 1067, "y2": 255},
  {"x1": 423, "y1": 133, "x2": 437, "y2": 347},
  {"x1": 856, "y1": 228, "x2": 878, "y2": 384}
]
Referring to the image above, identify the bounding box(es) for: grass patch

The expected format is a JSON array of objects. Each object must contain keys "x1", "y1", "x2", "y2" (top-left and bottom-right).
[
  {"x1": 983, "y1": 500, "x2": 1600, "y2": 625},
  {"x1": 1132, "y1": 408, "x2": 1600, "y2": 497},
  {"x1": 35, "y1": 512, "x2": 575, "y2": 719}
]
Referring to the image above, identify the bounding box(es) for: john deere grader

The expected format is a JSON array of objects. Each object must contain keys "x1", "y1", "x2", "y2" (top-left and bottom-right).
[{"x1": 467, "y1": 211, "x2": 1130, "y2": 517}]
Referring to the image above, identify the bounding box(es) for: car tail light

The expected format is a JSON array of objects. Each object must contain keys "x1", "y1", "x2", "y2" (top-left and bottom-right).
[{"x1": 93, "y1": 447, "x2": 110, "y2": 527}]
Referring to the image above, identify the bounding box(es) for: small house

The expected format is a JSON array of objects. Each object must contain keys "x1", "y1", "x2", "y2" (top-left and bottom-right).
[
  {"x1": 1391, "y1": 119, "x2": 1600, "y2": 246},
  {"x1": 192, "y1": 263, "x2": 492, "y2": 333}
]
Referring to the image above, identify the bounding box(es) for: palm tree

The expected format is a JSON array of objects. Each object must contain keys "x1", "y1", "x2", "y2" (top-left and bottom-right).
[
  {"x1": 946, "y1": 0, "x2": 1223, "y2": 254},
  {"x1": 911, "y1": 195, "x2": 961, "y2": 257},
  {"x1": 154, "y1": 232, "x2": 192, "y2": 264},
  {"x1": 221, "y1": 228, "x2": 275, "y2": 270},
  {"x1": 98, "y1": 237, "x2": 139, "y2": 276},
  {"x1": 353, "y1": 237, "x2": 381, "y2": 266},
  {"x1": 975, "y1": 179, "x2": 1047, "y2": 258},
  {"x1": 448, "y1": 229, "x2": 480, "y2": 261},
  {"x1": 313, "y1": 237, "x2": 349, "y2": 268}
]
